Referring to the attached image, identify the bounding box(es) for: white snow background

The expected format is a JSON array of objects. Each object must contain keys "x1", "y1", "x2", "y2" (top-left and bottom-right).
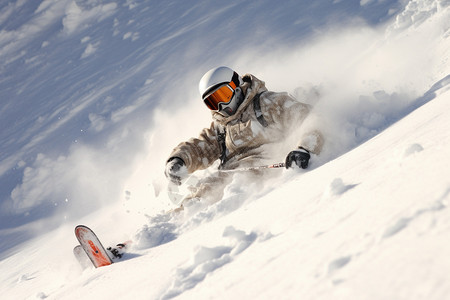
[{"x1": 1, "y1": 0, "x2": 450, "y2": 299}]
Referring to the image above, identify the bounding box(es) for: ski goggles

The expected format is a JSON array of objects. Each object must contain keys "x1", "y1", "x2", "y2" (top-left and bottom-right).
[{"x1": 203, "y1": 81, "x2": 237, "y2": 111}]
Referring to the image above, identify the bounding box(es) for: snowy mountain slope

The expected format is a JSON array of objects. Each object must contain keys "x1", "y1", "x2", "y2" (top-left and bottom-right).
[
  {"x1": 1, "y1": 0, "x2": 450, "y2": 299},
  {"x1": 2, "y1": 77, "x2": 449, "y2": 300},
  {"x1": 0, "y1": 0, "x2": 411, "y2": 249}
]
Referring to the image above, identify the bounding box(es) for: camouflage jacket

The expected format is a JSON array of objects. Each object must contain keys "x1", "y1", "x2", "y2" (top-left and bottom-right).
[{"x1": 168, "y1": 74, "x2": 324, "y2": 173}]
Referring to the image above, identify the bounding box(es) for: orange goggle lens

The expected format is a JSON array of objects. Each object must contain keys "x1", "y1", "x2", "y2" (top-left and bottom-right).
[{"x1": 203, "y1": 81, "x2": 237, "y2": 111}]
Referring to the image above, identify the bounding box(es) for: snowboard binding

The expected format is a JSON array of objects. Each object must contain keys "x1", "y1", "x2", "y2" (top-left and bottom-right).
[{"x1": 107, "y1": 243, "x2": 126, "y2": 259}]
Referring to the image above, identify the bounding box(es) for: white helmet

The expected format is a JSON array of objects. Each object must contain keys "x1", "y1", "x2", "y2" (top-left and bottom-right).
[{"x1": 199, "y1": 66, "x2": 243, "y2": 116}]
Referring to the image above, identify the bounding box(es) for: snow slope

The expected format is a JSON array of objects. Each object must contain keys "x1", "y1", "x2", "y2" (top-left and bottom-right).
[{"x1": 1, "y1": 0, "x2": 450, "y2": 299}]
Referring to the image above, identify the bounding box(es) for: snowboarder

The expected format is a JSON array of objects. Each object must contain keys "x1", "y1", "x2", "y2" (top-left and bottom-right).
[{"x1": 165, "y1": 66, "x2": 324, "y2": 205}]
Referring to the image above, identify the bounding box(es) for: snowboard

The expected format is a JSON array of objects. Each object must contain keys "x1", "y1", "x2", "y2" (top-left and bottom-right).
[{"x1": 75, "y1": 225, "x2": 113, "y2": 268}]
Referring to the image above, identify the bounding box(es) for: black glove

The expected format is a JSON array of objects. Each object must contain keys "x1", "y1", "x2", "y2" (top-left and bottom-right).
[
  {"x1": 165, "y1": 157, "x2": 187, "y2": 185},
  {"x1": 285, "y1": 147, "x2": 311, "y2": 169}
]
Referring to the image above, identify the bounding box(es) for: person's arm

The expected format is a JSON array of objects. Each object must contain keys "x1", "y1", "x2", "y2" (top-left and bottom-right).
[{"x1": 167, "y1": 122, "x2": 221, "y2": 174}]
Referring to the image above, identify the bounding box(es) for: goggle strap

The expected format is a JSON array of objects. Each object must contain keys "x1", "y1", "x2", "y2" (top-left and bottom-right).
[{"x1": 231, "y1": 72, "x2": 240, "y2": 87}]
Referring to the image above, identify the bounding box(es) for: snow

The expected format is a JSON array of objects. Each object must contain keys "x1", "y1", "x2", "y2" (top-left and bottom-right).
[{"x1": 0, "y1": 0, "x2": 450, "y2": 299}]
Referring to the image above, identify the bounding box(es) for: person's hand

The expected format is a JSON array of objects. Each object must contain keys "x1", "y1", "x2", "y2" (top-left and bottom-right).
[
  {"x1": 285, "y1": 147, "x2": 310, "y2": 169},
  {"x1": 165, "y1": 157, "x2": 187, "y2": 185}
]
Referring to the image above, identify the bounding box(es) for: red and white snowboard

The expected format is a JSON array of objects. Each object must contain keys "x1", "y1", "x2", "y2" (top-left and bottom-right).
[{"x1": 75, "y1": 225, "x2": 113, "y2": 268}]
